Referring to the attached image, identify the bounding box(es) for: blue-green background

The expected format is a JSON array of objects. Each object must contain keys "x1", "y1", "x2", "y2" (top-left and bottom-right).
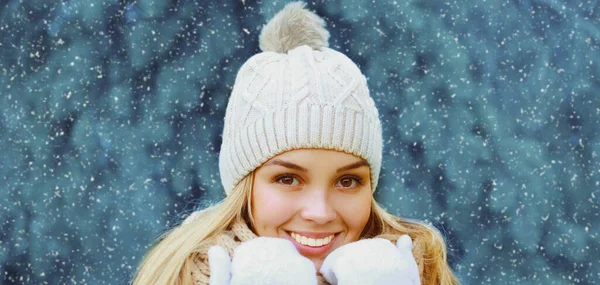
[{"x1": 1, "y1": 0, "x2": 598, "y2": 284}]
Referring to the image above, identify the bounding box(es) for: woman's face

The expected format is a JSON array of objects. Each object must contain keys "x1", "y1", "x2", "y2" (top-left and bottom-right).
[{"x1": 251, "y1": 149, "x2": 372, "y2": 272}]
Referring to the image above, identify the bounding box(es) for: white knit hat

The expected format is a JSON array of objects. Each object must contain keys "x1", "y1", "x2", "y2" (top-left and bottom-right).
[{"x1": 218, "y1": 2, "x2": 382, "y2": 195}]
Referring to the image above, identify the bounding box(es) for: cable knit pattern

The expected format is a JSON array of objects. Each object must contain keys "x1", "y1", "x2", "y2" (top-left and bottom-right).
[
  {"x1": 190, "y1": 219, "x2": 330, "y2": 285},
  {"x1": 219, "y1": 44, "x2": 383, "y2": 196}
]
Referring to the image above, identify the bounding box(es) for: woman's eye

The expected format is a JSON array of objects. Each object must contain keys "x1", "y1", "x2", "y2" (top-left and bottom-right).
[
  {"x1": 275, "y1": 175, "x2": 300, "y2": 186},
  {"x1": 336, "y1": 177, "x2": 362, "y2": 189}
]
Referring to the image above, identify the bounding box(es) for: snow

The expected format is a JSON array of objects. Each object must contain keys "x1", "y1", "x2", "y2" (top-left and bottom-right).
[{"x1": 0, "y1": 1, "x2": 598, "y2": 284}]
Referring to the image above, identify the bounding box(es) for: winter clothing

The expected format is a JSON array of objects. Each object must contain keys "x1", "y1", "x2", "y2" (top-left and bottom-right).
[
  {"x1": 218, "y1": 1, "x2": 383, "y2": 195},
  {"x1": 209, "y1": 237, "x2": 318, "y2": 285},
  {"x1": 319, "y1": 236, "x2": 420, "y2": 285},
  {"x1": 189, "y1": 219, "x2": 330, "y2": 285},
  {"x1": 188, "y1": 218, "x2": 420, "y2": 285}
]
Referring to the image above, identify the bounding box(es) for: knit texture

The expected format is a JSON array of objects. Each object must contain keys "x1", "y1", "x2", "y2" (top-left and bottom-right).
[
  {"x1": 218, "y1": 2, "x2": 383, "y2": 195},
  {"x1": 219, "y1": 44, "x2": 382, "y2": 195},
  {"x1": 190, "y1": 219, "x2": 330, "y2": 285}
]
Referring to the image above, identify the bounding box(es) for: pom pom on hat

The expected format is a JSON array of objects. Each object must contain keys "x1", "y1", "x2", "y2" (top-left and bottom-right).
[{"x1": 259, "y1": 1, "x2": 330, "y2": 53}]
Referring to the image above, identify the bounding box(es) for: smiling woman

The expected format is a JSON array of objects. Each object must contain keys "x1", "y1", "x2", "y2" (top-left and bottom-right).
[{"x1": 131, "y1": 2, "x2": 458, "y2": 285}]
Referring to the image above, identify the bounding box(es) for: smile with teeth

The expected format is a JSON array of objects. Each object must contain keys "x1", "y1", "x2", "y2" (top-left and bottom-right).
[{"x1": 290, "y1": 232, "x2": 335, "y2": 247}]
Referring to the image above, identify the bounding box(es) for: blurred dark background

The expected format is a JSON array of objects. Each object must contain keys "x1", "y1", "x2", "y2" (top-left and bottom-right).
[{"x1": 1, "y1": 0, "x2": 598, "y2": 284}]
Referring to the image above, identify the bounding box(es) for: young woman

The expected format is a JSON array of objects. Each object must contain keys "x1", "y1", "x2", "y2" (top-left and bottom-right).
[{"x1": 131, "y1": 2, "x2": 459, "y2": 285}]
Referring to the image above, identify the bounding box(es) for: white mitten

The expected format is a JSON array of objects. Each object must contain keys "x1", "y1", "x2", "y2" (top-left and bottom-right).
[
  {"x1": 208, "y1": 246, "x2": 232, "y2": 285},
  {"x1": 319, "y1": 235, "x2": 420, "y2": 285},
  {"x1": 208, "y1": 237, "x2": 318, "y2": 285}
]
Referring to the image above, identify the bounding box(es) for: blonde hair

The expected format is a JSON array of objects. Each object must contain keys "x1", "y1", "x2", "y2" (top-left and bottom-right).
[{"x1": 131, "y1": 172, "x2": 459, "y2": 285}]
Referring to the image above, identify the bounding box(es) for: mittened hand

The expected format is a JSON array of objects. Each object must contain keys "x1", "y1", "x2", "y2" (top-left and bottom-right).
[
  {"x1": 208, "y1": 246, "x2": 232, "y2": 285},
  {"x1": 319, "y1": 235, "x2": 420, "y2": 285},
  {"x1": 208, "y1": 237, "x2": 318, "y2": 285}
]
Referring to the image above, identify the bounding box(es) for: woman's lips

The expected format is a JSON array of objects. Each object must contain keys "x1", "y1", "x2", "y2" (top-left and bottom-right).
[
  {"x1": 285, "y1": 231, "x2": 341, "y2": 257},
  {"x1": 290, "y1": 230, "x2": 338, "y2": 239}
]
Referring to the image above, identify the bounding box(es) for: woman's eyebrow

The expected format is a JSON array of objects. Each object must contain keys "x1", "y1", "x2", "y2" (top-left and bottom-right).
[
  {"x1": 264, "y1": 159, "x2": 308, "y2": 172},
  {"x1": 336, "y1": 160, "x2": 369, "y2": 173},
  {"x1": 264, "y1": 159, "x2": 368, "y2": 173}
]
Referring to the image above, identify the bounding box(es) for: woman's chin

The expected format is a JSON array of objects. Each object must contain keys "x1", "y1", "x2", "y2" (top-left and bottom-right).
[{"x1": 311, "y1": 259, "x2": 324, "y2": 275}]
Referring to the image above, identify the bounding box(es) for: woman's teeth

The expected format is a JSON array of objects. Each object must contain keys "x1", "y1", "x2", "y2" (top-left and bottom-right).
[{"x1": 291, "y1": 232, "x2": 334, "y2": 247}]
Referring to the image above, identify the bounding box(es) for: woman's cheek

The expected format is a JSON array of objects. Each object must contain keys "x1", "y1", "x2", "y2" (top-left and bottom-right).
[
  {"x1": 337, "y1": 192, "x2": 371, "y2": 231},
  {"x1": 254, "y1": 186, "x2": 296, "y2": 226}
]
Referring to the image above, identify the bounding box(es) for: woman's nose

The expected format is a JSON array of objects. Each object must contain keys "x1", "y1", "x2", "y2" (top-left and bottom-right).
[{"x1": 299, "y1": 189, "x2": 337, "y2": 224}]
